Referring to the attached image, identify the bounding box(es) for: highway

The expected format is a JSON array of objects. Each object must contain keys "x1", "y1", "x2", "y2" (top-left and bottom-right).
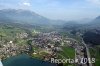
[
  {"x1": 82, "y1": 39, "x2": 92, "y2": 66},
  {"x1": 67, "y1": 38, "x2": 92, "y2": 66}
]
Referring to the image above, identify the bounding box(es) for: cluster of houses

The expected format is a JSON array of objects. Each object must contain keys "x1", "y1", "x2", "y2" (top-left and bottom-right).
[
  {"x1": 0, "y1": 32, "x2": 30, "y2": 60},
  {"x1": 0, "y1": 40, "x2": 30, "y2": 60},
  {"x1": 31, "y1": 32, "x2": 77, "y2": 61},
  {"x1": 16, "y1": 32, "x2": 28, "y2": 39},
  {"x1": 0, "y1": 31, "x2": 78, "y2": 62}
]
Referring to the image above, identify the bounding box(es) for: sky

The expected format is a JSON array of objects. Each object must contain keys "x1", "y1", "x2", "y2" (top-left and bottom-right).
[{"x1": 0, "y1": 0, "x2": 100, "y2": 21}]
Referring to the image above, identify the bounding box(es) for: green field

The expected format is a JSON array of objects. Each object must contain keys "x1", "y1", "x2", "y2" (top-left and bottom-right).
[
  {"x1": 89, "y1": 46, "x2": 100, "y2": 66},
  {"x1": 58, "y1": 46, "x2": 75, "y2": 66},
  {"x1": 0, "y1": 25, "x2": 28, "y2": 45}
]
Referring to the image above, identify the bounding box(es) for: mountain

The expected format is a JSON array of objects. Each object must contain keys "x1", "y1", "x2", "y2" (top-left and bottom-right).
[
  {"x1": 82, "y1": 16, "x2": 100, "y2": 45},
  {"x1": 83, "y1": 29, "x2": 100, "y2": 45},
  {"x1": 75, "y1": 16, "x2": 100, "y2": 30},
  {"x1": 0, "y1": 9, "x2": 70, "y2": 26},
  {"x1": 1, "y1": 9, "x2": 100, "y2": 30},
  {"x1": 85, "y1": 16, "x2": 100, "y2": 29},
  {"x1": 0, "y1": 9, "x2": 51, "y2": 25},
  {"x1": 77, "y1": 18, "x2": 92, "y2": 24},
  {"x1": 91, "y1": 16, "x2": 100, "y2": 25},
  {"x1": 95, "y1": 16, "x2": 100, "y2": 20}
]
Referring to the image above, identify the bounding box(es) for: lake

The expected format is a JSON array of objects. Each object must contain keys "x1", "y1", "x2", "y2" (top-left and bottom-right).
[{"x1": 2, "y1": 54, "x2": 57, "y2": 66}]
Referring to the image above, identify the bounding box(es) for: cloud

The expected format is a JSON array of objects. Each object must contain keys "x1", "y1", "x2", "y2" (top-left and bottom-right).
[
  {"x1": 87, "y1": 0, "x2": 100, "y2": 5},
  {"x1": 23, "y1": 2, "x2": 31, "y2": 6},
  {"x1": 19, "y1": 0, "x2": 31, "y2": 10},
  {"x1": 21, "y1": 0, "x2": 31, "y2": 6}
]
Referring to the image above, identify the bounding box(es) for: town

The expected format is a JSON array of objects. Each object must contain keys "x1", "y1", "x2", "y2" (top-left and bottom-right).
[
  {"x1": 0, "y1": 30, "x2": 92, "y2": 66},
  {"x1": 0, "y1": 31, "x2": 75, "y2": 59}
]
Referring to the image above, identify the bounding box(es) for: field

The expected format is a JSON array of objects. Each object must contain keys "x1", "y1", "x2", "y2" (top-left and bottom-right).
[
  {"x1": 58, "y1": 46, "x2": 75, "y2": 66},
  {"x1": 89, "y1": 46, "x2": 100, "y2": 66}
]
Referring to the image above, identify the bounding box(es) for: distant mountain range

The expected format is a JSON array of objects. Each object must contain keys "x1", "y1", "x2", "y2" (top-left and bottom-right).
[
  {"x1": 0, "y1": 9, "x2": 100, "y2": 28},
  {"x1": 63, "y1": 15, "x2": 100, "y2": 31},
  {"x1": 0, "y1": 9, "x2": 51, "y2": 25},
  {"x1": 0, "y1": 9, "x2": 69, "y2": 26}
]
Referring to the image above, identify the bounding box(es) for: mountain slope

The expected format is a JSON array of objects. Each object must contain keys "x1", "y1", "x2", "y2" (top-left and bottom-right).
[
  {"x1": 84, "y1": 16, "x2": 100, "y2": 29},
  {"x1": 0, "y1": 9, "x2": 51, "y2": 25}
]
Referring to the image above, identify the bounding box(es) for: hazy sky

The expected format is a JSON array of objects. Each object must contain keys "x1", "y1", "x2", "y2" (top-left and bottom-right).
[{"x1": 0, "y1": 0, "x2": 100, "y2": 21}]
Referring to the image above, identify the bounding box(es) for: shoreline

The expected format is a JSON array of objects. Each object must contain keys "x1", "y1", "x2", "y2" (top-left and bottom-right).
[{"x1": 0, "y1": 59, "x2": 3, "y2": 66}]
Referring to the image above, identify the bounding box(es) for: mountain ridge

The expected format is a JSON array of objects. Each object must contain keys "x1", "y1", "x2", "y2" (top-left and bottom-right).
[{"x1": 0, "y1": 9, "x2": 51, "y2": 25}]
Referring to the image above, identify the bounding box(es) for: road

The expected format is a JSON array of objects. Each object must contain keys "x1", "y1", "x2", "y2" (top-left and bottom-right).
[
  {"x1": 67, "y1": 38, "x2": 92, "y2": 66},
  {"x1": 82, "y1": 39, "x2": 92, "y2": 66}
]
